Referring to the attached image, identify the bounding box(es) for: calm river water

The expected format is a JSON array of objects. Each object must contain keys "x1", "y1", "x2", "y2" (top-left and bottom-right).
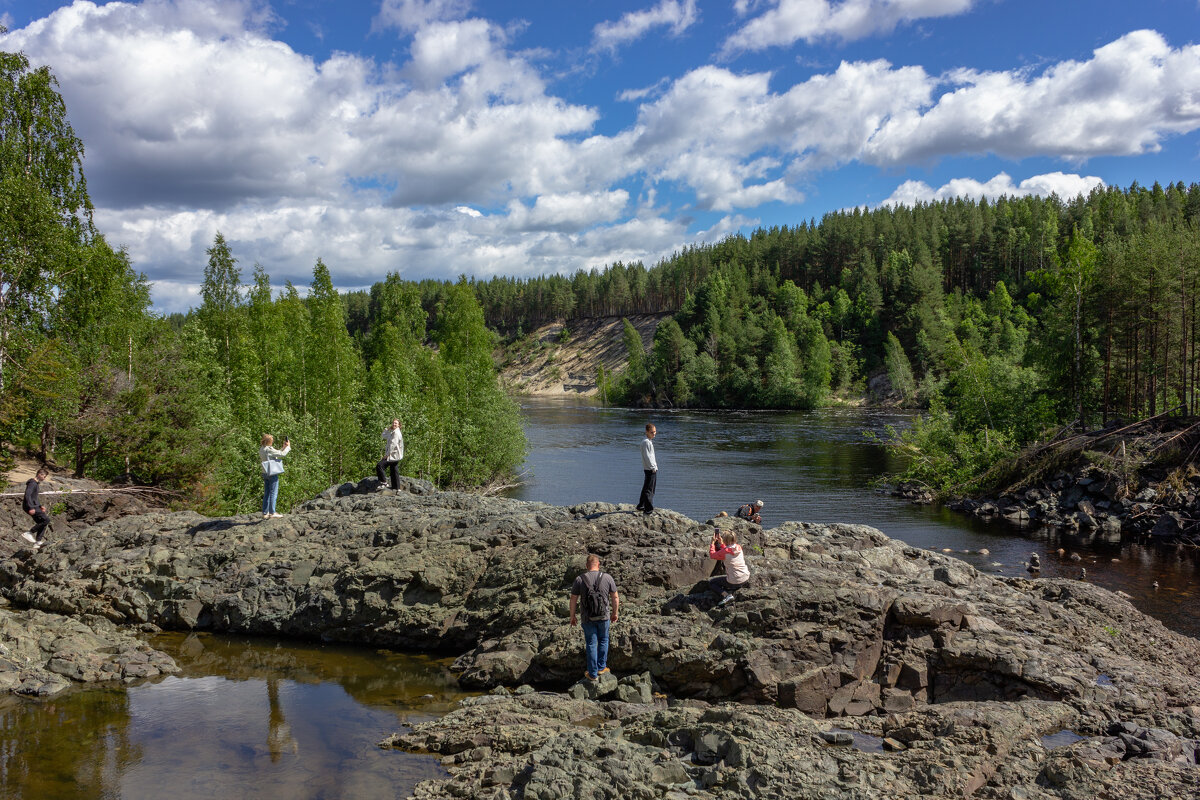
[
  {"x1": 503, "y1": 397, "x2": 1200, "y2": 639},
  {"x1": 4, "y1": 398, "x2": 1198, "y2": 799}
]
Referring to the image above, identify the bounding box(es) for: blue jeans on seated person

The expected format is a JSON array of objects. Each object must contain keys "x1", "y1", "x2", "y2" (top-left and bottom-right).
[
  {"x1": 262, "y1": 474, "x2": 280, "y2": 515},
  {"x1": 581, "y1": 617, "x2": 610, "y2": 678}
]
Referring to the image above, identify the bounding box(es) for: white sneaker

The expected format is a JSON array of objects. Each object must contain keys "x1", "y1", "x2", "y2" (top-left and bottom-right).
[
  {"x1": 718, "y1": 593, "x2": 734, "y2": 606},
  {"x1": 271, "y1": 513, "x2": 283, "y2": 518},
  {"x1": 21, "y1": 532, "x2": 36, "y2": 544}
]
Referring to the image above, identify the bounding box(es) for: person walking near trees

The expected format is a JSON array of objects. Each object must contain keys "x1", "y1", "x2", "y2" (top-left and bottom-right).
[
  {"x1": 376, "y1": 418, "x2": 404, "y2": 490},
  {"x1": 569, "y1": 554, "x2": 619, "y2": 681},
  {"x1": 21, "y1": 468, "x2": 51, "y2": 549},
  {"x1": 259, "y1": 434, "x2": 291, "y2": 520},
  {"x1": 635, "y1": 422, "x2": 657, "y2": 515}
]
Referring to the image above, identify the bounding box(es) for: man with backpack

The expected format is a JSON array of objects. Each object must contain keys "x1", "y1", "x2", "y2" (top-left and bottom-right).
[{"x1": 569, "y1": 554, "x2": 620, "y2": 681}]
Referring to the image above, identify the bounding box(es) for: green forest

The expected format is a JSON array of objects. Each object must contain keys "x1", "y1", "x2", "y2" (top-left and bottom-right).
[
  {"x1": 0, "y1": 49, "x2": 524, "y2": 512},
  {"x1": 452, "y1": 182, "x2": 1200, "y2": 493},
  {"x1": 8, "y1": 44, "x2": 1200, "y2": 507}
]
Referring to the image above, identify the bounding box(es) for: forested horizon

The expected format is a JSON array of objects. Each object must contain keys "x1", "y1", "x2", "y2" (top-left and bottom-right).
[{"x1": 7, "y1": 40, "x2": 1200, "y2": 505}]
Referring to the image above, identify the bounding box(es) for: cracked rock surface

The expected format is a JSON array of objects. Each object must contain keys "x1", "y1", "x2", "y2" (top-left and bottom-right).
[{"x1": 3, "y1": 477, "x2": 1199, "y2": 794}]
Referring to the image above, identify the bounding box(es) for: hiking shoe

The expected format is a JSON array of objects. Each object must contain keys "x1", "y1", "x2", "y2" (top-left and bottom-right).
[
  {"x1": 585, "y1": 673, "x2": 598, "y2": 681},
  {"x1": 263, "y1": 514, "x2": 271, "y2": 520},
  {"x1": 718, "y1": 593, "x2": 734, "y2": 606},
  {"x1": 599, "y1": 667, "x2": 610, "y2": 675},
  {"x1": 21, "y1": 532, "x2": 37, "y2": 544}
]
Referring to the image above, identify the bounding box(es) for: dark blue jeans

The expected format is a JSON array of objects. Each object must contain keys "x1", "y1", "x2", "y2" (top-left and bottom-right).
[
  {"x1": 581, "y1": 618, "x2": 610, "y2": 678},
  {"x1": 262, "y1": 474, "x2": 280, "y2": 515}
]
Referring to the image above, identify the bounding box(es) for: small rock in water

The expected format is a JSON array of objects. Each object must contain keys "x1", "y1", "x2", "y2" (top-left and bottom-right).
[
  {"x1": 1069, "y1": 553, "x2": 1082, "y2": 562},
  {"x1": 820, "y1": 730, "x2": 854, "y2": 746},
  {"x1": 1111, "y1": 558, "x2": 1120, "y2": 563},
  {"x1": 942, "y1": 548, "x2": 952, "y2": 553},
  {"x1": 882, "y1": 737, "x2": 907, "y2": 752},
  {"x1": 1057, "y1": 548, "x2": 1066, "y2": 556},
  {"x1": 978, "y1": 548, "x2": 990, "y2": 556},
  {"x1": 1153, "y1": 581, "x2": 1160, "y2": 590},
  {"x1": 1079, "y1": 568, "x2": 1087, "y2": 580}
]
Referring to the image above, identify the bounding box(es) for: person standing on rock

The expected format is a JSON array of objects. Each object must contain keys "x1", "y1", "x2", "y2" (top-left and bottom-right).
[
  {"x1": 709, "y1": 529, "x2": 750, "y2": 606},
  {"x1": 376, "y1": 418, "x2": 404, "y2": 490},
  {"x1": 21, "y1": 468, "x2": 51, "y2": 549},
  {"x1": 569, "y1": 554, "x2": 619, "y2": 681},
  {"x1": 634, "y1": 423, "x2": 657, "y2": 515},
  {"x1": 259, "y1": 434, "x2": 291, "y2": 520}
]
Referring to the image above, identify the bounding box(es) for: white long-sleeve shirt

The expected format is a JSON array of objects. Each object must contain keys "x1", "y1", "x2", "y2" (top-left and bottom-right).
[
  {"x1": 382, "y1": 428, "x2": 404, "y2": 461},
  {"x1": 641, "y1": 437, "x2": 657, "y2": 471}
]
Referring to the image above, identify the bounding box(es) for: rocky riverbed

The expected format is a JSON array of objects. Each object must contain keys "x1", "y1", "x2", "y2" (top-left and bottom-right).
[
  {"x1": 2, "y1": 477, "x2": 1200, "y2": 796},
  {"x1": 893, "y1": 416, "x2": 1200, "y2": 548}
]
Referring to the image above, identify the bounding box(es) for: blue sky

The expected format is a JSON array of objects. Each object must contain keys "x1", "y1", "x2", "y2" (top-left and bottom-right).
[{"x1": 2, "y1": 0, "x2": 1198, "y2": 312}]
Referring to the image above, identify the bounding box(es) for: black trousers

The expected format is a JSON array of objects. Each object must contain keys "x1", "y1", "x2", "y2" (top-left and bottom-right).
[
  {"x1": 636, "y1": 470, "x2": 657, "y2": 512},
  {"x1": 28, "y1": 510, "x2": 51, "y2": 542},
  {"x1": 376, "y1": 459, "x2": 400, "y2": 489}
]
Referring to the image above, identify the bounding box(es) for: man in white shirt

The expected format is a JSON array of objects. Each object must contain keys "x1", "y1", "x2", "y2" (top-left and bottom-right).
[{"x1": 635, "y1": 423, "x2": 657, "y2": 515}]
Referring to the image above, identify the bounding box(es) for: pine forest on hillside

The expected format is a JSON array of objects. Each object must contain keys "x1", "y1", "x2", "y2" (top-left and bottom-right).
[
  {"x1": 6, "y1": 42, "x2": 1200, "y2": 506},
  {"x1": 445, "y1": 182, "x2": 1200, "y2": 492}
]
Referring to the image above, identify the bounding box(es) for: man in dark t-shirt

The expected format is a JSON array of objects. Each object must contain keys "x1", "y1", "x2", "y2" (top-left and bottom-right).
[
  {"x1": 734, "y1": 499, "x2": 763, "y2": 524},
  {"x1": 22, "y1": 468, "x2": 51, "y2": 548},
  {"x1": 569, "y1": 554, "x2": 619, "y2": 680}
]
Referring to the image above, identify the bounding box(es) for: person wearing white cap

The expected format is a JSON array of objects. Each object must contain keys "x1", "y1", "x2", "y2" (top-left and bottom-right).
[{"x1": 734, "y1": 499, "x2": 763, "y2": 524}]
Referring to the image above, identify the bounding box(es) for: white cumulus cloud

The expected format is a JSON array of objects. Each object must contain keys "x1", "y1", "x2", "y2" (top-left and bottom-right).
[
  {"x1": 4, "y1": 1, "x2": 1198, "y2": 313},
  {"x1": 865, "y1": 30, "x2": 1200, "y2": 164},
  {"x1": 881, "y1": 171, "x2": 1106, "y2": 207},
  {"x1": 724, "y1": 0, "x2": 975, "y2": 54},
  {"x1": 374, "y1": 0, "x2": 472, "y2": 33},
  {"x1": 592, "y1": 0, "x2": 698, "y2": 53}
]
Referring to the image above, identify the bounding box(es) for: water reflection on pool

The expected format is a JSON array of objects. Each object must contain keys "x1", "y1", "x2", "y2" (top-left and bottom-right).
[{"x1": 0, "y1": 633, "x2": 471, "y2": 800}]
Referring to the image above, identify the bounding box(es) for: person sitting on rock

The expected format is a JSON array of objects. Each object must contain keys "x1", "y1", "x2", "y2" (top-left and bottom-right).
[
  {"x1": 568, "y1": 554, "x2": 619, "y2": 681},
  {"x1": 734, "y1": 499, "x2": 763, "y2": 524},
  {"x1": 709, "y1": 529, "x2": 750, "y2": 606}
]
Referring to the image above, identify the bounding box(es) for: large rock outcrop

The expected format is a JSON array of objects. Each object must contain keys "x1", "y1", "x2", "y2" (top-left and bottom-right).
[
  {"x1": 384, "y1": 690, "x2": 1200, "y2": 799},
  {"x1": 1, "y1": 478, "x2": 1197, "y2": 717},
  {"x1": 4, "y1": 479, "x2": 1200, "y2": 795},
  {"x1": 0, "y1": 599, "x2": 178, "y2": 696}
]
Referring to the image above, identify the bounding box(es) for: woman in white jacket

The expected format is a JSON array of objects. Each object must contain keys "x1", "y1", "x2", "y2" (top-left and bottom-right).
[
  {"x1": 376, "y1": 418, "x2": 404, "y2": 489},
  {"x1": 259, "y1": 434, "x2": 291, "y2": 519}
]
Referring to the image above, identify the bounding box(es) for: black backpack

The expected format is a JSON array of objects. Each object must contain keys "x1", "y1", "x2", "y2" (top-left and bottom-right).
[{"x1": 581, "y1": 571, "x2": 610, "y2": 619}]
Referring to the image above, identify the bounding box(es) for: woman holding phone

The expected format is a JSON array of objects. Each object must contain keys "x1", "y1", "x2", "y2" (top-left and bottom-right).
[{"x1": 259, "y1": 433, "x2": 291, "y2": 519}]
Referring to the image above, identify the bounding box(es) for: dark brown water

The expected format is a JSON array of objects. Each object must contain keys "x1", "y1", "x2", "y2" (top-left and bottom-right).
[
  {"x1": 503, "y1": 397, "x2": 1200, "y2": 639},
  {"x1": 0, "y1": 633, "x2": 470, "y2": 800}
]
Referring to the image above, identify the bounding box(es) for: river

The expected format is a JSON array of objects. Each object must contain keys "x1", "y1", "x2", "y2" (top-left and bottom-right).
[
  {"x1": 502, "y1": 397, "x2": 1200, "y2": 639},
  {"x1": 4, "y1": 397, "x2": 1198, "y2": 799}
]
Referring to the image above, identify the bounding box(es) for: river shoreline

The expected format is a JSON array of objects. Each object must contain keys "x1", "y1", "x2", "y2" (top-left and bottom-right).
[{"x1": 2, "y1": 476, "x2": 1199, "y2": 797}]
